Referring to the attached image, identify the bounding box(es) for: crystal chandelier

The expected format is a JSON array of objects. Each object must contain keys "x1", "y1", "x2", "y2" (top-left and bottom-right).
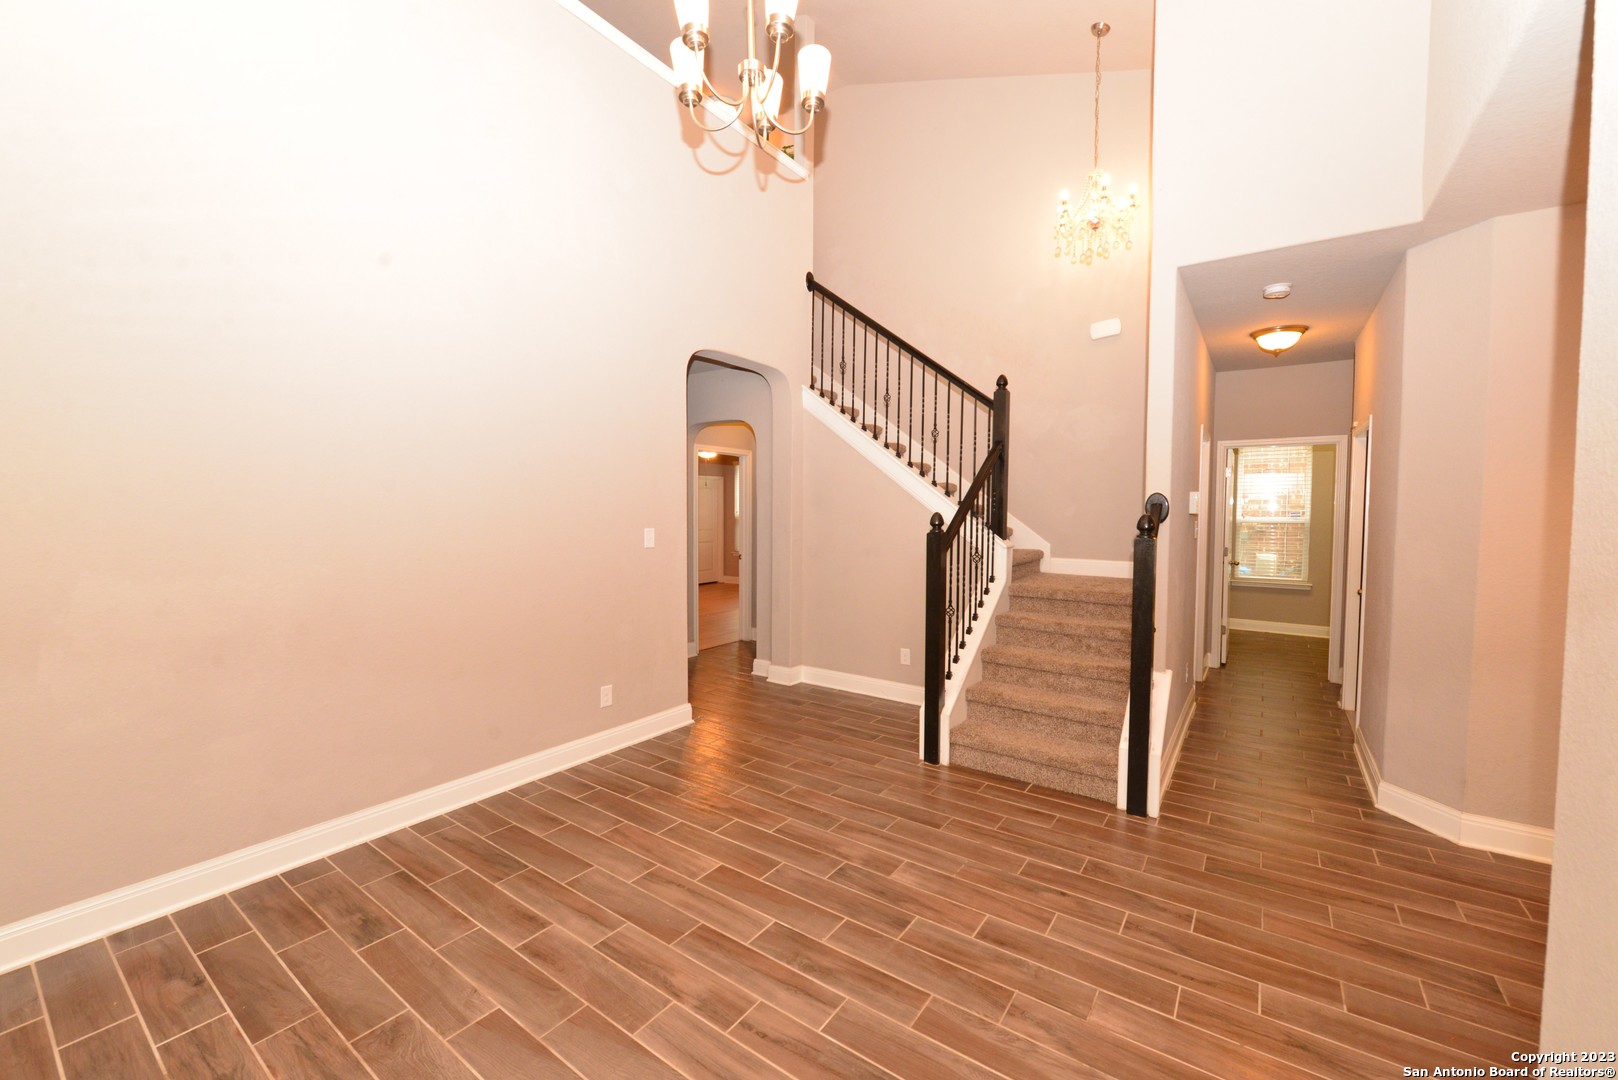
[
  {"x1": 668, "y1": 0, "x2": 831, "y2": 147},
  {"x1": 1054, "y1": 22, "x2": 1137, "y2": 265}
]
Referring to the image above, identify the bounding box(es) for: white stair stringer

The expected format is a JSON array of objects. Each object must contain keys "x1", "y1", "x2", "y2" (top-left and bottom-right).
[{"x1": 801, "y1": 385, "x2": 1010, "y2": 764}]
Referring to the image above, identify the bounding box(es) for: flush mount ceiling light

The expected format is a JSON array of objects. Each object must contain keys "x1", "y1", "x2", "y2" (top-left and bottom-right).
[
  {"x1": 1250, "y1": 325, "x2": 1309, "y2": 356},
  {"x1": 669, "y1": 0, "x2": 830, "y2": 148},
  {"x1": 697, "y1": 450, "x2": 719, "y2": 460},
  {"x1": 1053, "y1": 22, "x2": 1138, "y2": 266}
]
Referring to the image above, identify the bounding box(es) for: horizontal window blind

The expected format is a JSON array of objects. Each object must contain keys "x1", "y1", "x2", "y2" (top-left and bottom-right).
[{"x1": 1234, "y1": 445, "x2": 1312, "y2": 582}]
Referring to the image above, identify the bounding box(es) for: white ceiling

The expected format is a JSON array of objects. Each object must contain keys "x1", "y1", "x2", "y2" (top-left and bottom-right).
[
  {"x1": 581, "y1": 1, "x2": 1155, "y2": 88},
  {"x1": 1184, "y1": 0, "x2": 1591, "y2": 373}
]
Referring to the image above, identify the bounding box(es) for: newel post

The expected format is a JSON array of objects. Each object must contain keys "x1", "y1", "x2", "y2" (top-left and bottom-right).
[
  {"x1": 990, "y1": 375, "x2": 1009, "y2": 539},
  {"x1": 923, "y1": 513, "x2": 947, "y2": 765}
]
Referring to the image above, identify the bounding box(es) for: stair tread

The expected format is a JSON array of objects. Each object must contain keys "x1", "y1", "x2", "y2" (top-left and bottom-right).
[
  {"x1": 1010, "y1": 547, "x2": 1044, "y2": 567},
  {"x1": 952, "y1": 717, "x2": 1118, "y2": 776},
  {"x1": 1009, "y1": 573, "x2": 1132, "y2": 604},
  {"x1": 982, "y1": 643, "x2": 1128, "y2": 678},
  {"x1": 996, "y1": 610, "x2": 1131, "y2": 636},
  {"x1": 965, "y1": 679, "x2": 1124, "y2": 722}
]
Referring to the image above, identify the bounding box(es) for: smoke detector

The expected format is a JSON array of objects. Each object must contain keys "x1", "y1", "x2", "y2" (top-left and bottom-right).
[{"x1": 1262, "y1": 282, "x2": 1293, "y2": 300}]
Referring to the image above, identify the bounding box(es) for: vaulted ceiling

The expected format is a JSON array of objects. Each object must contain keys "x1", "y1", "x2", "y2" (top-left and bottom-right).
[{"x1": 580, "y1": 1, "x2": 1156, "y2": 87}]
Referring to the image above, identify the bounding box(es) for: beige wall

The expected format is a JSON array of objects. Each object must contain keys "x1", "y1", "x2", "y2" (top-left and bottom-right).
[
  {"x1": 812, "y1": 70, "x2": 1152, "y2": 561},
  {"x1": 1541, "y1": 0, "x2": 1617, "y2": 1041},
  {"x1": 798, "y1": 418, "x2": 926, "y2": 688},
  {"x1": 1161, "y1": 278, "x2": 1214, "y2": 750},
  {"x1": 1229, "y1": 445, "x2": 1337, "y2": 630},
  {"x1": 1351, "y1": 262, "x2": 1409, "y2": 768},
  {"x1": 0, "y1": 1, "x2": 810, "y2": 928},
  {"x1": 1352, "y1": 205, "x2": 1581, "y2": 828},
  {"x1": 1213, "y1": 360, "x2": 1355, "y2": 443}
]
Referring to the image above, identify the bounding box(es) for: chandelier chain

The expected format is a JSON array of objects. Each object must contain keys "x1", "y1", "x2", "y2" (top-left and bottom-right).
[{"x1": 1093, "y1": 30, "x2": 1102, "y2": 170}]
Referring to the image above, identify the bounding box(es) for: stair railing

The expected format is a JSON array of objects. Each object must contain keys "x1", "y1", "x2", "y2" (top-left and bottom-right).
[
  {"x1": 806, "y1": 273, "x2": 997, "y2": 502},
  {"x1": 924, "y1": 443, "x2": 1005, "y2": 763},
  {"x1": 804, "y1": 273, "x2": 1009, "y2": 765},
  {"x1": 1126, "y1": 493, "x2": 1170, "y2": 815}
]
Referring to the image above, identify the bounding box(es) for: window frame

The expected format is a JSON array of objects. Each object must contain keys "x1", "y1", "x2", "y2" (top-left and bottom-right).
[{"x1": 1231, "y1": 444, "x2": 1314, "y2": 587}]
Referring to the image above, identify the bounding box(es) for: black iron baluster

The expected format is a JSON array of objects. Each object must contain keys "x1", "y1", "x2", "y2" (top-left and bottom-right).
[
  {"x1": 907, "y1": 353, "x2": 915, "y2": 470},
  {"x1": 930, "y1": 369, "x2": 939, "y2": 487},
  {"x1": 884, "y1": 338, "x2": 892, "y2": 454}
]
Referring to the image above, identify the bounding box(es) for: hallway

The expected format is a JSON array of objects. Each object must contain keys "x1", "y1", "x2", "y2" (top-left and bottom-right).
[{"x1": 0, "y1": 637, "x2": 1548, "y2": 1079}]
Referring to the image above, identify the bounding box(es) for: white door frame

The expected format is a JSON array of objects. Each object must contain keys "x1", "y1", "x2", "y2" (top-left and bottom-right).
[
  {"x1": 1209, "y1": 434, "x2": 1350, "y2": 680},
  {"x1": 1340, "y1": 417, "x2": 1373, "y2": 712},
  {"x1": 1192, "y1": 425, "x2": 1212, "y2": 680},
  {"x1": 690, "y1": 441, "x2": 754, "y2": 652}
]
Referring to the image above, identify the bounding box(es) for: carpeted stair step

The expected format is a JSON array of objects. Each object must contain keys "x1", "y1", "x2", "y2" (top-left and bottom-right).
[
  {"x1": 1008, "y1": 572, "x2": 1131, "y2": 619},
  {"x1": 950, "y1": 715, "x2": 1118, "y2": 802},
  {"x1": 994, "y1": 609, "x2": 1130, "y2": 656},
  {"x1": 1011, "y1": 547, "x2": 1044, "y2": 581},
  {"x1": 980, "y1": 644, "x2": 1128, "y2": 698},
  {"x1": 964, "y1": 680, "x2": 1122, "y2": 737}
]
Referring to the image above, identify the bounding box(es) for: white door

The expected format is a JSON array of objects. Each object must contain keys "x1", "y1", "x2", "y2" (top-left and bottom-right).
[
  {"x1": 1340, "y1": 419, "x2": 1373, "y2": 712},
  {"x1": 697, "y1": 476, "x2": 722, "y2": 585}
]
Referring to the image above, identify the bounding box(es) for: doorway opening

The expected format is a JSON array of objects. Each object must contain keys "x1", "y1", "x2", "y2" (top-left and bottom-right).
[
  {"x1": 1208, "y1": 435, "x2": 1349, "y2": 681},
  {"x1": 691, "y1": 423, "x2": 755, "y2": 653}
]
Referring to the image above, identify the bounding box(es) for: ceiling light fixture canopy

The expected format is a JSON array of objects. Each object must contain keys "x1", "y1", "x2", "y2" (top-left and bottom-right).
[
  {"x1": 669, "y1": 0, "x2": 830, "y2": 147},
  {"x1": 1250, "y1": 325, "x2": 1310, "y2": 356},
  {"x1": 1054, "y1": 21, "x2": 1138, "y2": 266}
]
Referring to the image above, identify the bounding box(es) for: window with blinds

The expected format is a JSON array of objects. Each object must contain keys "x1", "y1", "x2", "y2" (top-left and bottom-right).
[{"x1": 1233, "y1": 445, "x2": 1312, "y2": 583}]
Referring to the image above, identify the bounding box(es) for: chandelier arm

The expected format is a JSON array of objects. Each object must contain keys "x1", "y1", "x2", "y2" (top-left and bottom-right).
[
  {"x1": 771, "y1": 108, "x2": 818, "y2": 137},
  {"x1": 686, "y1": 95, "x2": 744, "y2": 133},
  {"x1": 700, "y1": 65, "x2": 744, "y2": 109}
]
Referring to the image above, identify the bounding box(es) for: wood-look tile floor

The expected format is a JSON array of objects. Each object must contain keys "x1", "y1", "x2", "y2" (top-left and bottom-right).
[
  {"x1": 698, "y1": 582, "x2": 741, "y2": 651},
  {"x1": 0, "y1": 630, "x2": 1548, "y2": 1079}
]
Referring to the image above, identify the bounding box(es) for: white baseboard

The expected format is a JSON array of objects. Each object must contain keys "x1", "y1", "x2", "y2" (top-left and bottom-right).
[
  {"x1": 768, "y1": 664, "x2": 923, "y2": 706},
  {"x1": 1228, "y1": 618, "x2": 1329, "y2": 639},
  {"x1": 751, "y1": 657, "x2": 771, "y2": 678},
  {"x1": 1376, "y1": 782, "x2": 1554, "y2": 864},
  {"x1": 1043, "y1": 557, "x2": 1131, "y2": 579},
  {"x1": 687, "y1": 640, "x2": 699, "y2": 658},
  {"x1": 1159, "y1": 689, "x2": 1198, "y2": 799},
  {"x1": 0, "y1": 702, "x2": 694, "y2": 972},
  {"x1": 1352, "y1": 722, "x2": 1382, "y2": 796},
  {"x1": 719, "y1": 575, "x2": 740, "y2": 585},
  {"x1": 1351, "y1": 725, "x2": 1552, "y2": 863}
]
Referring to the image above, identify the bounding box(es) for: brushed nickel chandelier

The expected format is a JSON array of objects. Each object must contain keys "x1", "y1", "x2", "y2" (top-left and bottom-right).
[{"x1": 668, "y1": 0, "x2": 831, "y2": 146}]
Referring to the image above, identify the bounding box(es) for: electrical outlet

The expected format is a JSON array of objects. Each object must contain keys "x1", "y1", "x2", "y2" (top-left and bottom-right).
[
  {"x1": 643, "y1": 528, "x2": 655, "y2": 548},
  {"x1": 899, "y1": 648, "x2": 911, "y2": 666},
  {"x1": 599, "y1": 684, "x2": 613, "y2": 707}
]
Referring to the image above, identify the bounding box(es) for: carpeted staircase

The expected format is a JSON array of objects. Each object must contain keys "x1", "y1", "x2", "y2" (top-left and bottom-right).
[{"x1": 951, "y1": 547, "x2": 1131, "y2": 803}]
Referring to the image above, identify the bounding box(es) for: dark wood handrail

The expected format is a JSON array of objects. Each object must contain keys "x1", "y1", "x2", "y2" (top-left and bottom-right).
[
  {"x1": 806, "y1": 272, "x2": 993, "y2": 406},
  {"x1": 934, "y1": 444, "x2": 1004, "y2": 547},
  {"x1": 1125, "y1": 492, "x2": 1169, "y2": 815}
]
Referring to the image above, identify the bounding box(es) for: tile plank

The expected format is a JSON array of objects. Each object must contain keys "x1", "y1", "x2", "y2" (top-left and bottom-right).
[
  {"x1": 359, "y1": 930, "x2": 494, "y2": 1037},
  {"x1": 35, "y1": 941, "x2": 135, "y2": 1046},
  {"x1": 115, "y1": 932, "x2": 227, "y2": 1043},
  {"x1": 157, "y1": 1014, "x2": 270, "y2": 1080},
  {"x1": 194, "y1": 932, "x2": 317, "y2": 1042}
]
